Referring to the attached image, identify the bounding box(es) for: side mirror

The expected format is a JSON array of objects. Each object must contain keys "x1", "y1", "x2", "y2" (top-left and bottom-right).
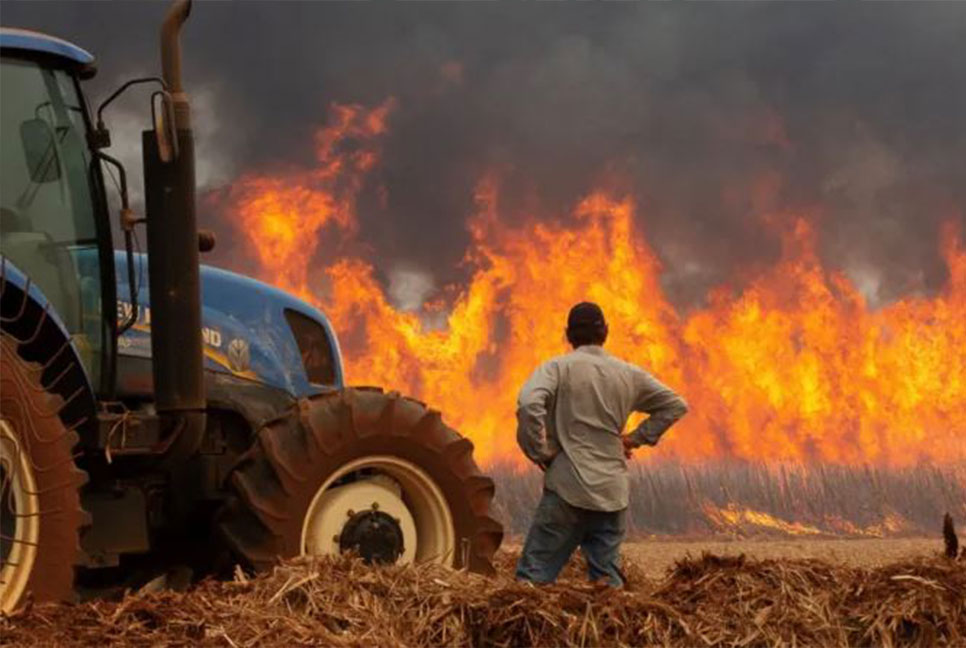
[
  {"x1": 152, "y1": 91, "x2": 179, "y2": 163},
  {"x1": 20, "y1": 118, "x2": 61, "y2": 183}
]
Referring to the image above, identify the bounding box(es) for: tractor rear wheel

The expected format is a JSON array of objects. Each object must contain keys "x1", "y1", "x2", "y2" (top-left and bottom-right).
[
  {"x1": 0, "y1": 333, "x2": 87, "y2": 612},
  {"x1": 218, "y1": 388, "x2": 503, "y2": 573}
]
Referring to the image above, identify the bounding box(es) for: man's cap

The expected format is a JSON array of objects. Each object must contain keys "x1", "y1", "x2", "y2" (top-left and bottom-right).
[{"x1": 567, "y1": 302, "x2": 606, "y2": 330}]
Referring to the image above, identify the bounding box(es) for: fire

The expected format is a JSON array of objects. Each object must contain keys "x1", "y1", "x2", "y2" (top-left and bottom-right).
[
  {"x1": 700, "y1": 502, "x2": 910, "y2": 537},
  {"x1": 224, "y1": 102, "x2": 966, "y2": 467},
  {"x1": 230, "y1": 99, "x2": 394, "y2": 299},
  {"x1": 702, "y1": 502, "x2": 823, "y2": 536},
  {"x1": 823, "y1": 512, "x2": 907, "y2": 538}
]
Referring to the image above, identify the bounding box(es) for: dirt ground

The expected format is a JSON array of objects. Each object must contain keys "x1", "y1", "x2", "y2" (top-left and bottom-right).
[{"x1": 621, "y1": 537, "x2": 941, "y2": 578}]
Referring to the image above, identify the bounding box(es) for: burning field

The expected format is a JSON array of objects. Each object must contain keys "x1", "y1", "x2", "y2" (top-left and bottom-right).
[
  {"x1": 219, "y1": 101, "x2": 966, "y2": 468},
  {"x1": 210, "y1": 101, "x2": 966, "y2": 538},
  {"x1": 1, "y1": 3, "x2": 964, "y2": 645}
]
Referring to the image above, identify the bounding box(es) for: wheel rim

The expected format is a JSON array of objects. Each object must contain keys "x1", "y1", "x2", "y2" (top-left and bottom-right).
[
  {"x1": 301, "y1": 455, "x2": 455, "y2": 566},
  {"x1": 0, "y1": 419, "x2": 40, "y2": 613}
]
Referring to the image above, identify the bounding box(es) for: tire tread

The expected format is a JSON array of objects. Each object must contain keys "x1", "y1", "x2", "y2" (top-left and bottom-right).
[{"x1": 218, "y1": 387, "x2": 503, "y2": 573}]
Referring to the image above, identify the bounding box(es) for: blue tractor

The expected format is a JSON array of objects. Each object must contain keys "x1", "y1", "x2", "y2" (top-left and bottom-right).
[{"x1": 0, "y1": 1, "x2": 501, "y2": 611}]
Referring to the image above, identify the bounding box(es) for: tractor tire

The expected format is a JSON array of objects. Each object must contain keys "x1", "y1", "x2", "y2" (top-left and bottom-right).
[
  {"x1": 0, "y1": 333, "x2": 87, "y2": 613},
  {"x1": 218, "y1": 387, "x2": 503, "y2": 574}
]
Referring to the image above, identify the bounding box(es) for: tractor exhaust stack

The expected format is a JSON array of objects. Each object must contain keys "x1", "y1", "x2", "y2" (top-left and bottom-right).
[
  {"x1": 161, "y1": 0, "x2": 191, "y2": 128},
  {"x1": 143, "y1": 0, "x2": 205, "y2": 459}
]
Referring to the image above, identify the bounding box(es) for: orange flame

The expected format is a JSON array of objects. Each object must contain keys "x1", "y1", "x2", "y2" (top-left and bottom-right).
[
  {"x1": 230, "y1": 99, "x2": 394, "y2": 299},
  {"x1": 226, "y1": 102, "x2": 966, "y2": 467},
  {"x1": 701, "y1": 501, "x2": 823, "y2": 536},
  {"x1": 700, "y1": 502, "x2": 909, "y2": 537}
]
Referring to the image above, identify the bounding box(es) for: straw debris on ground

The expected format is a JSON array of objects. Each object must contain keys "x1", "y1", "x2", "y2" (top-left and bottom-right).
[{"x1": 2, "y1": 551, "x2": 963, "y2": 647}]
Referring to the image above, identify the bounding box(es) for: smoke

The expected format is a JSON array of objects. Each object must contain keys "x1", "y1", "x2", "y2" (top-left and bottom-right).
[
  {"x1": 97, "y1": 83, "x2": 237, "y2": 205},
  {"x1": 3, "y1": 1, "x2": 964, "y2": 308},
  {"x1": 388, "y1": 266, "x2": 436, "y2": 312}
]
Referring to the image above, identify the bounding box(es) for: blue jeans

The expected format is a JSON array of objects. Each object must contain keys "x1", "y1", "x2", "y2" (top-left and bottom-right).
[{"x1": 516, "y1": 489, "x2": 626, "y2": 587}]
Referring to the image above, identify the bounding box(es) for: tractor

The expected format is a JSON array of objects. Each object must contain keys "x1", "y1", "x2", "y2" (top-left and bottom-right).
[{"x1": 0, "y1": 1, "x2": 501, "y2": 611}]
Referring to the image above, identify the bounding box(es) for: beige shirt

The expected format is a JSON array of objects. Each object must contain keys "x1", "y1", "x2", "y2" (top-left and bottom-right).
[{"x1": 516, "y1": 345, "x2": 688, "y2": 512}]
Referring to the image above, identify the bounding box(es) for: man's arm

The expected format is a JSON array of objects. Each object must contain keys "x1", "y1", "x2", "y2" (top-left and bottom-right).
[
  {"x1": 516, "y1": 361, "x2": 560, "y2": 468},
  {"x1": 626, "y1": 368, "x2": 688, "y2": 448}
]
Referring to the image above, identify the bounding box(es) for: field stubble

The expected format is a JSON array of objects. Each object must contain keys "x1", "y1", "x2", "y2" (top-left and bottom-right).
[{"x1": 2, "y1": 545, "x2": 962, "y2": 647}]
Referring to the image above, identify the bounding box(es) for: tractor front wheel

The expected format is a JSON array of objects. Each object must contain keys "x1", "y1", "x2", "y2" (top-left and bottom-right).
[
  {"x1": 218, "y1": 388, "x2": 502, "y2": 573},
  {"x1": 0, "y1": 333, "x2": 87, "y2": 613}
]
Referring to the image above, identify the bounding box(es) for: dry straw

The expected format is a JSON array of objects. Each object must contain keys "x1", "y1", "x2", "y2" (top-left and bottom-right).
[{"x1": 2, "y1": 551, "x2": 963, "y2": 647}]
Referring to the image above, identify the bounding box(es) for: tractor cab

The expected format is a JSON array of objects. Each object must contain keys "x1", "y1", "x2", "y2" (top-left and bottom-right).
[{"x1": 0, "y1": 28, "x2": 113, "y2": 393}]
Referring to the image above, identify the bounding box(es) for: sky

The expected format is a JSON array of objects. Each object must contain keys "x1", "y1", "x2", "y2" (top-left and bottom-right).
[{"x1": 3, "y1": 1, "x2": 964, "y2": 311}]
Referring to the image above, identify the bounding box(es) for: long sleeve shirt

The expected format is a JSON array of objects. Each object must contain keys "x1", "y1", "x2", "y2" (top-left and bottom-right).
[{"x1": 516, "y1": 345, "x2": 688, "y2": 512}]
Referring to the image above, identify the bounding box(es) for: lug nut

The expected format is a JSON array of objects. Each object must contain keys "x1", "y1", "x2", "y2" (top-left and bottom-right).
[
  {"x1": 332, "y1": 535, "x2": 340, "y2": 543},
  {"x1": 371, "y1": 502, "x2": 379, "y2": 510},
  {"x1": 347, "y1": 509, "x2": 355, "y2": 517}
]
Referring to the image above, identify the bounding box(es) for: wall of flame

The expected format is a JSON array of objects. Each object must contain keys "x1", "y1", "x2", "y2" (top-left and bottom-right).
[{"x1": 221, "y1": 102, "x2": 965, "y2": 467}]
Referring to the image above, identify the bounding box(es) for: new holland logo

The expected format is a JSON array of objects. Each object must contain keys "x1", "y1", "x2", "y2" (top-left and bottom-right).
[{"x1": 227, "y1": 338, "x2": 251, "y2": 373}]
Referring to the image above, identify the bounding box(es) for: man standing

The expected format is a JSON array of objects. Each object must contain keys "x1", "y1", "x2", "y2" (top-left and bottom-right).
[{"x1": 515, "y1": 302, "x2": 688, "y2": 586}]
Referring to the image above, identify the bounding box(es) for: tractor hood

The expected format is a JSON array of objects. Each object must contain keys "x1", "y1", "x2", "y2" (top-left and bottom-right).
[{"x1": 102, "y1": 251, "x2": 344, "y2": 398}]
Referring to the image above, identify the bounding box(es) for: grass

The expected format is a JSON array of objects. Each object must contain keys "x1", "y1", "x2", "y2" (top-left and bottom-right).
[{"x1": 488, "y1": 460, "x2": 966, "y2": 538}]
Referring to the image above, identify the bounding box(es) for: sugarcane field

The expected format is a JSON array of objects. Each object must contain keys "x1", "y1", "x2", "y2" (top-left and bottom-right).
[{"x1": 1, "y1": 1, "x2": 965, "y2": 646}]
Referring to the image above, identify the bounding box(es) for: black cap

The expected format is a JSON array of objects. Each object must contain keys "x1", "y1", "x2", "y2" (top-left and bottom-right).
[{"x1": 567, "y1": 302, "x2": 606, "y2": 330}]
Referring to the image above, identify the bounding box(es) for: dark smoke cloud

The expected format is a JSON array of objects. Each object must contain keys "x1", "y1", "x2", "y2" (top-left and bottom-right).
[{"x1": 4, "y1": 2, "x2": 964, "y2": 308}]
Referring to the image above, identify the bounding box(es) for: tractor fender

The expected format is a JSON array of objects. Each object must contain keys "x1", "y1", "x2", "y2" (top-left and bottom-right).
[{"x1": 0, "y1": 256, "x2": 97, "y2": 437}]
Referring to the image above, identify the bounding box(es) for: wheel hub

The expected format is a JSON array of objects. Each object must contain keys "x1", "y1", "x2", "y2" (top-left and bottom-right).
[
  {"x1": 301, "y1": 456, "x2": 455, "y2": 566},
  {"x1": 339, "y1": 509, "x2": 405, "y2": 564},
  {"x1": 302, "y1": 477, "x2": 418, "y2": 564}
]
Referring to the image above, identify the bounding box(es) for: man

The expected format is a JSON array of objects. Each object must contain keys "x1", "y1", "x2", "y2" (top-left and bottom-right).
[{"x1": 515, "y1": 302, "x2": 688, "y2": 587}]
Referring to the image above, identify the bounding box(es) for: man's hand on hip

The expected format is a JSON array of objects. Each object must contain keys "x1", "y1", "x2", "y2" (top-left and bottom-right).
[
  {"x1": 621, "y1": 435, "x2": 636, "y2": 459},
  {"x1": 535, "y1": 450, "x2": 559, "y2": 472}
]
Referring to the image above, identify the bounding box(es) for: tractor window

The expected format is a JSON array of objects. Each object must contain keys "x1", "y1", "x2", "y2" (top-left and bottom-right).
[
  {"x1": 0, "y1": 57, "x2": 104, "y2": 386},
  {"x1": 284, "y1": 309, "x2": 337, "y2": 385}
]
